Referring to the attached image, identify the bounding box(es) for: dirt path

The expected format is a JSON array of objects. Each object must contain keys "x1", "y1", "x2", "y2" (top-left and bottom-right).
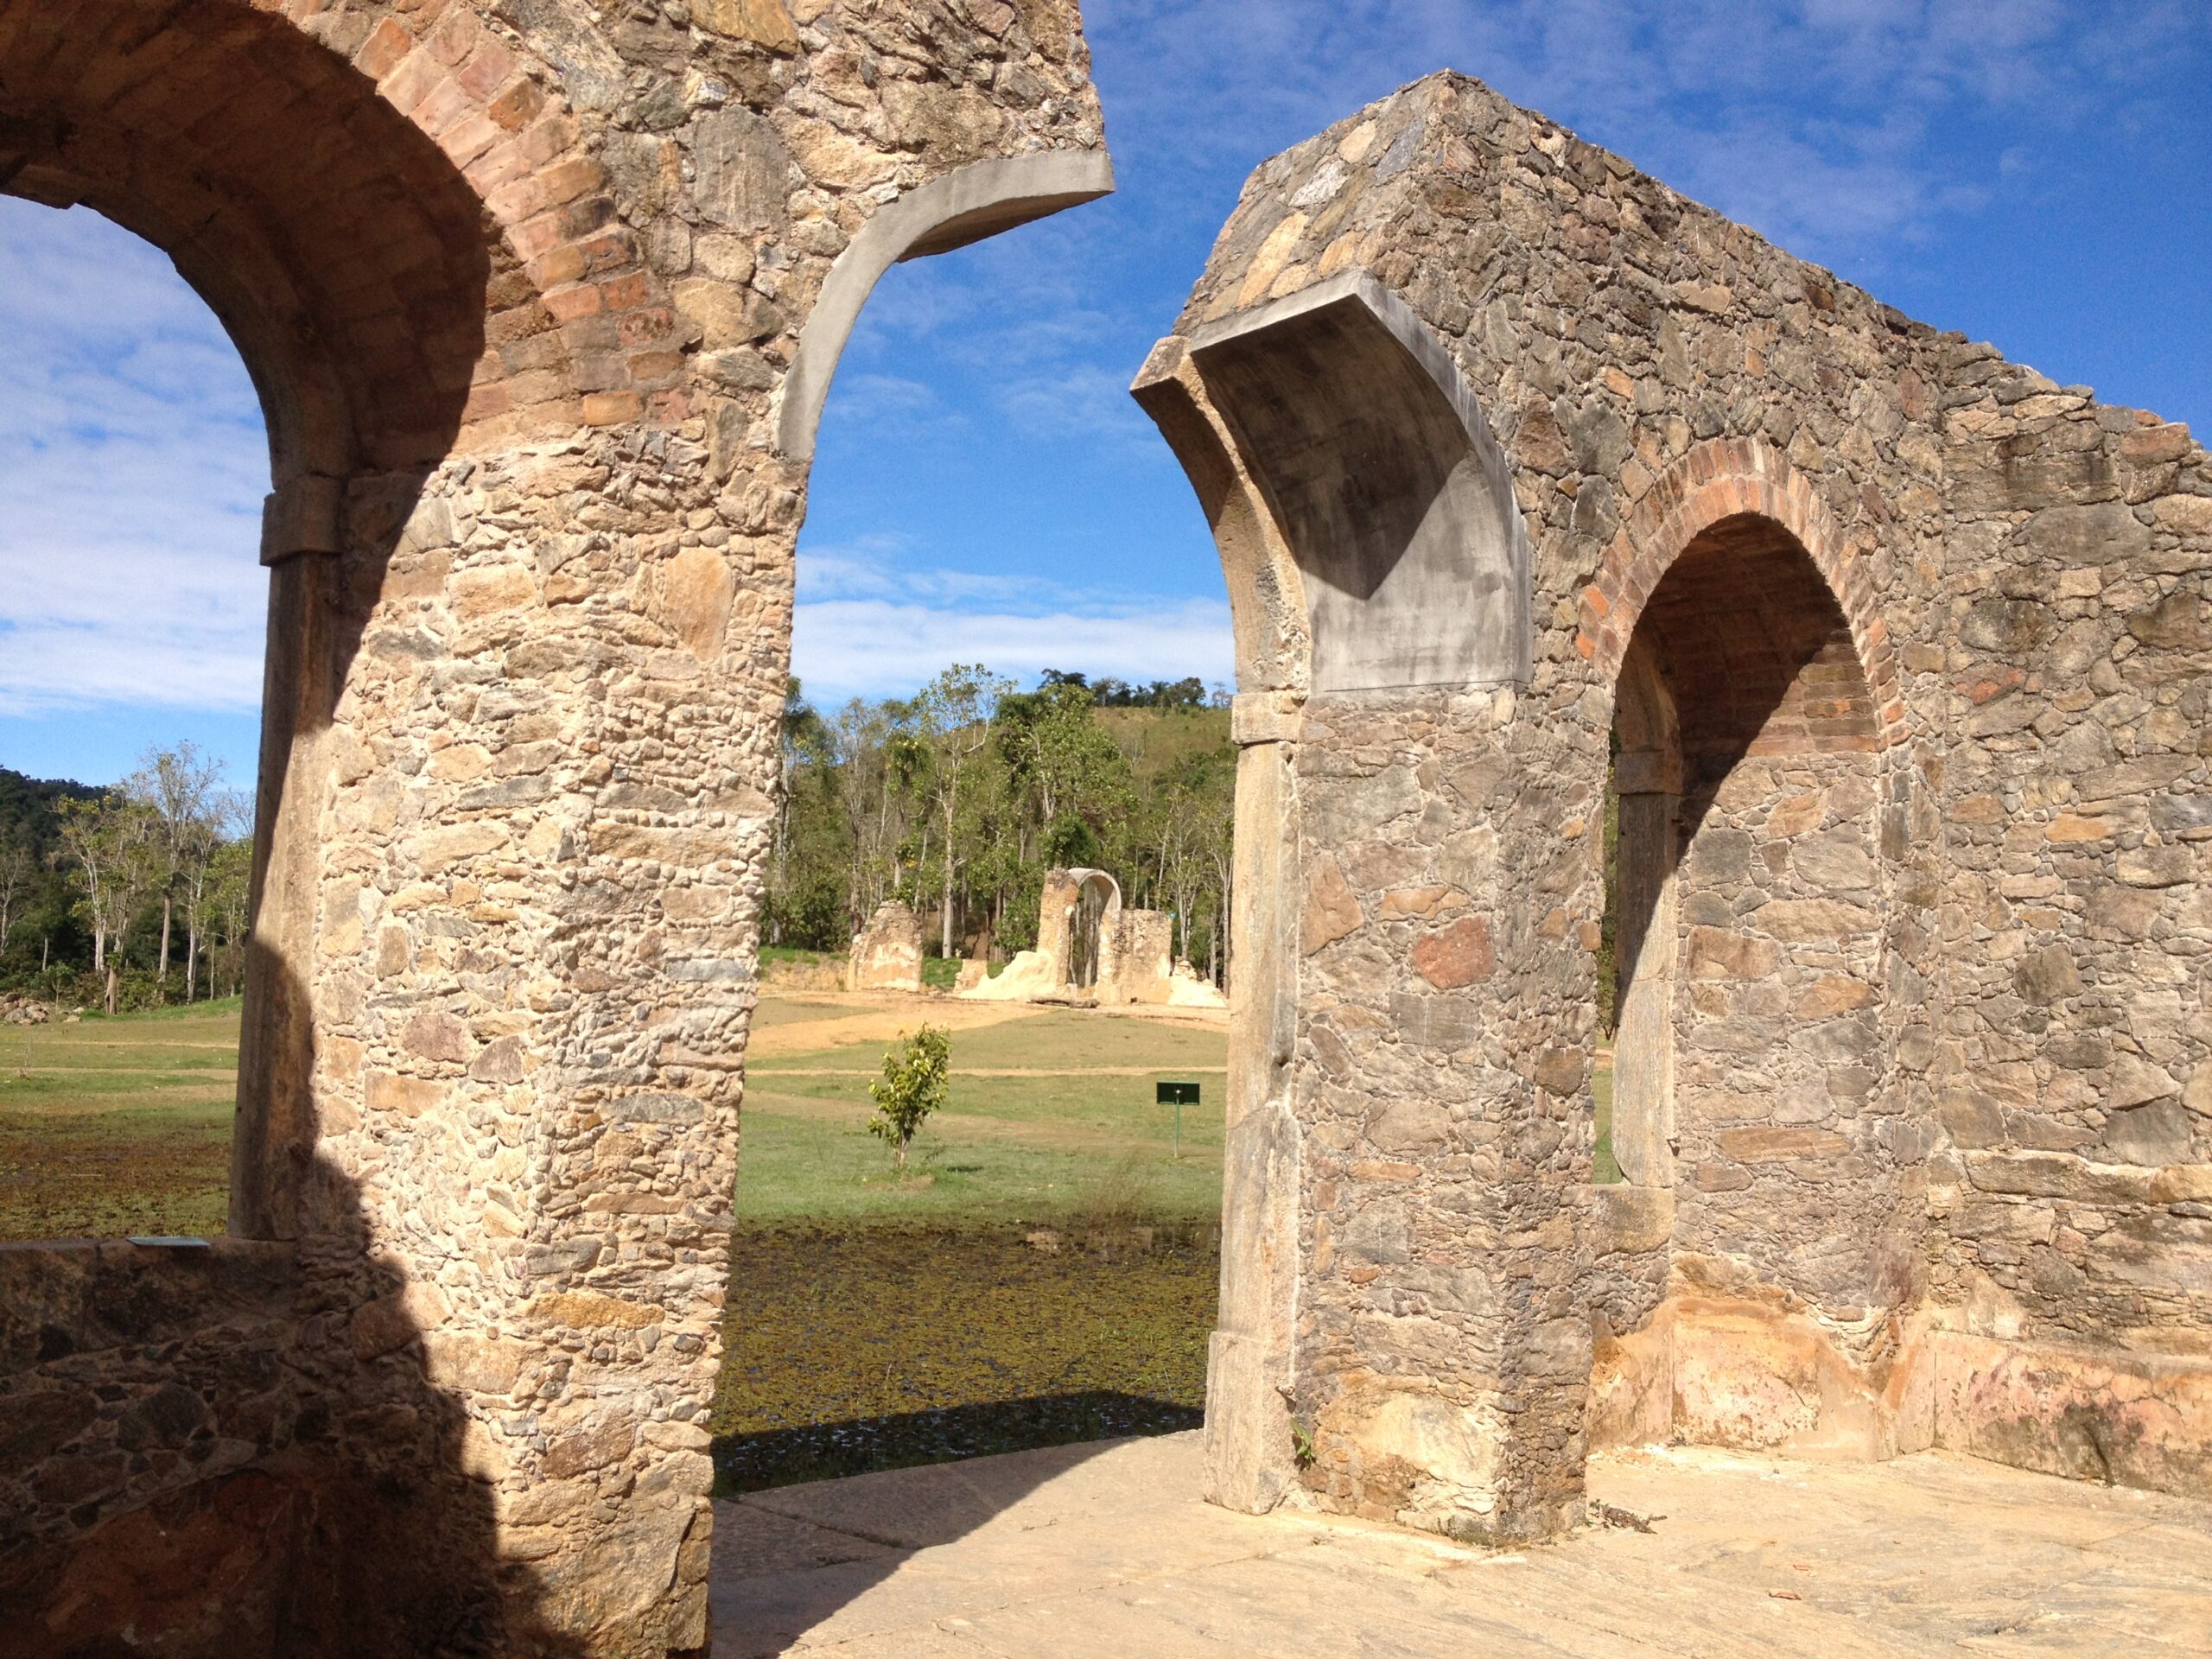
[{"x1": 746, "y1": 998, "x2": 1045, "y2": 1059}]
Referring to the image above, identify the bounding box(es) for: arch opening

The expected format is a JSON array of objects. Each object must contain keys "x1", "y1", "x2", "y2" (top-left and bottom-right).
[
  {"x1": 1605, "y1": 511, "x2": 1909, "y2": 1320},
  {"x1": 3, "y1": 0, "x2": 517, "y2": 1243},
  {"x1": 0, "y1": 200, "x2": 270, "y2": 1241}
]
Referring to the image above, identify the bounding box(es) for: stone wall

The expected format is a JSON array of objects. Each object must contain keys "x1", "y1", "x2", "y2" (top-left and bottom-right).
[
  {"x1": 0, "y1": 1, "x2": 1107, "y2": 1651},
  {"x1": 848, "y1": 899, "x2": 924, "y2": 992},
  {"x1": 1138, "y1": 69, "x2": 2209, "y2": 1533}
]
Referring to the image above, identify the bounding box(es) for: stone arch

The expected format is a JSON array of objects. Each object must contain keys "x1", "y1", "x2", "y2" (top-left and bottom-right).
[
  {"x1": 0, "y1": 0, "x2": 659, "y2": 477},
  {"x1": 1579, "y1": 437, "x2": 1905, "y2": 745},
  {"x1": 1595, "y1": 474, "x2": 1917, "y2": 1359},
  {"x1": 776, "y1": 149, "x2": 1117, "y2": 462},
  {"x1": 3, "y1": 1, "x2": 523, "y2": 1240}
]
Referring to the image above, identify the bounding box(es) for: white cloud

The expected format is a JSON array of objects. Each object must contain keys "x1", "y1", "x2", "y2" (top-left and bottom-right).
[
  {"x1": 799, "y1": 537, "x2": 1069, "y2": 608},
  {"x1": 791, "y1": 596, "x2": 1234, "y2": 705},
  {"x1": 0, "y1": 200, "x2": 268, "y2": 719},
  {"x1": 792, "y1": 541, "x2": 1232, "y2": 702}
]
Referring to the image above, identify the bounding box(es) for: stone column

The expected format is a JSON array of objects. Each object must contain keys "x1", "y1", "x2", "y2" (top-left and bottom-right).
[
  {"x1": 232, "y1": 474, "x2": 343, "y2": 1240},
  {"x1": 1611, "y1": 747, "x2": 1680, "y2": 1189},
  {"x1": 1204, "y1": 692, "x2": 1306, "y2": 1512}
]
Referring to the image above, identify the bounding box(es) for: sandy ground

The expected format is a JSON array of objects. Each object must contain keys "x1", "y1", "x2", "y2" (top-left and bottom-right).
[{"x1": 710, "y1": 1431, "x2": 2212, "y2": 1657}]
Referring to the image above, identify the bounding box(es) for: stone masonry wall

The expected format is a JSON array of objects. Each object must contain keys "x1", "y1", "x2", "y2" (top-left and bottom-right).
[
  {"x1": 0, "y1": 0, "x2": 1106, "y2": 1651},
  {"x1": 1147, "y1": 68, "x2": 2209, "y2": 1521},
  {"x1": 1929, "y1": 359, "x2": 2212, "y2": 1351},
  {"x1": 1293, "y1": 686, "x2": 1595, "y2": 1541}
]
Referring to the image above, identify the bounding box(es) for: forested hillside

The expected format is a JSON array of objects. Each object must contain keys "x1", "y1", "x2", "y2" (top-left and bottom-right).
[
  {"x1": 767, "y1": 669, "x2": 1238, "y2": 984},
  {"x1": 0, "y1": 746, "x2": 254, "y2": 1010}
]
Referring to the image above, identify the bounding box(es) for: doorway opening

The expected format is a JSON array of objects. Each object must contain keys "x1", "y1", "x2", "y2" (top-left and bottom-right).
[
  {"x1": 0, "y1": 200, "x2": 268, "y2": 1243},
  {"x1": 1604, "y1": 510, "x2": 1904, "y2": 1316},
  {"x1": 715, "y1": 204, "x2": 1236, "y2": 1498}
]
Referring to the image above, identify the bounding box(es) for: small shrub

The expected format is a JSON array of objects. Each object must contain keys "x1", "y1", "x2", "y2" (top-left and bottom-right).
[
  {"x1": 1071, "y1": 1149, "x2": 1158, "y2": 1230},
  {"x1": 868, "y1": 1025, "x2": 950, "y2": 1172}
]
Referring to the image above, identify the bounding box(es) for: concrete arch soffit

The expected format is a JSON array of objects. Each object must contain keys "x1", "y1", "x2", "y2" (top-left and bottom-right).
[
  {"x1": 774, "y1": 149, "x2": 1116, "y2": 462},
  {"x1": 1175, "y1": 271, "x2": 1535, "y2": 694}
]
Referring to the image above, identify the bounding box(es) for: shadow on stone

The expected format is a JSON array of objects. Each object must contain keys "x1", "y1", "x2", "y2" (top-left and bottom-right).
[{"x1": 715, "y1": 1390, "x2": 1203, "y2": 1495}]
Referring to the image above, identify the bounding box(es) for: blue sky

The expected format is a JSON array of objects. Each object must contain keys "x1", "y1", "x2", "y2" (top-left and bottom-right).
[{"x1": 3, "y1": 0, "x2": 2206, "y2": 786}]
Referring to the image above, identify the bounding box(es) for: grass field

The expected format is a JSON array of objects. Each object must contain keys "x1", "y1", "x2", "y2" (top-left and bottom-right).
[
  {"x1": 0, "y1": 998, "x2": 239, "y2": 1241},
  {"x1": 738, "y1": 1001, "x2": 1229, "y2": 1227},
  {"x1": 0, "y1": 988, "x2": 1614, "y2": 1493}
]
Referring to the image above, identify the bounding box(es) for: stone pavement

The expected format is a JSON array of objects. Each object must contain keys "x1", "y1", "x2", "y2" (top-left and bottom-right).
[{"x1": 710, "y1": 1432, "x2": 2212, "y2": 1657}]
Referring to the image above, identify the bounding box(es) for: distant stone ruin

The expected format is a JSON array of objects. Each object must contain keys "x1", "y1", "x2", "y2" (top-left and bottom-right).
[
  {"x1": 963, "y1": 868, "x2": 1224, "y2": 1008},
  {"x1": 845, "y1": 900, "x2": 924, "y2": 994}
]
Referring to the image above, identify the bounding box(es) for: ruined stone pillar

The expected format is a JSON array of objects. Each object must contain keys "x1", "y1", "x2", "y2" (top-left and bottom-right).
[{"x1": 1139, "y1": 274, "x2": 1590, "y2": 1542}]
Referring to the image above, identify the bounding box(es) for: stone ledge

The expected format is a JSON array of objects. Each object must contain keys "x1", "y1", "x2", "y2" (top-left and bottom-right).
[
  {"x1": 1931, "y1": 1329, "x2": 2212, "y2": 1500},
  {"x1": 1963, "y1": 1150, "x2": 2158, "y2": 1205},
  {"x1": 1588, "y1": 1183, "x2": 1673, "y2": 1255}
]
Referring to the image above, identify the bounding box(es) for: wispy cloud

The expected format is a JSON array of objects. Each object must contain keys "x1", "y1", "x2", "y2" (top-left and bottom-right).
[
  {"x1": 0, "y1": 200, "x2": 268, "y2": 719},
  {"x1": 792, "y1": 537, "x2": 1234, "y2": 702},
  {"x1": 1087, "y1": 0, "x2": 2202, "y2": 265},
  {"x1": 791, "y1": 596, "x2": 1235, "y2": 706}
]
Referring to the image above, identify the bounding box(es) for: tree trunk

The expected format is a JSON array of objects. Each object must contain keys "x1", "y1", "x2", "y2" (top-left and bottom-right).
[
  {"x1": 92, "y1": 922, "x2": 105, "y2": 976},
  {"x1": 940, "y1": 791, "x2": 957, "y2": 959},
  {"x1": 159, "y1": 894, "x2": 172, "y2": 992},
  {"x1": 105, "y1": 963, "x2": 118, "y2": 1017},
  {"x1": 186, "y1": 922, "x2": 200, "y2": 1002}
]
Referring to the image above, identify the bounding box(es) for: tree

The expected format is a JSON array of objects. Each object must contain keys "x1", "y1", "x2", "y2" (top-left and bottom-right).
[
  {"x1": 912, "y1": 665, "x2": 1010, "y2": 959},
  {"x1": 54, "y1": 795, "x2": 124, "y2": 978},
  {"x1": 0, "y1": 828, "x2": 30, "y2": 953},
  {"x1": 868, "y1": 1025, "x2": 950, "y2": 1173},
  {"x1": 130, "y1": 742, "x2": 226, "y2": 999},
  {"x1": 995, "y1": 677, "x2": 1134, "y2": 863},
  {"x1": 756, "y1": 664, "x2": 1234, "y2": 969},
  {"x1": 206, "y1": 835, "x2": 254, "y2": 998},
  {"x1": 55, "y1": 792, "x2": 162, "y2": 1011}
]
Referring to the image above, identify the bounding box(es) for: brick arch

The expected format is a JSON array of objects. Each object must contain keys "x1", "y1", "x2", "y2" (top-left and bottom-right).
[
  {"x1": 1575, "y1": 437, "x2": 1904, "y2": 743},
  {"x1": 0, "y1": 0, "x2": 673, "y2": 472}
]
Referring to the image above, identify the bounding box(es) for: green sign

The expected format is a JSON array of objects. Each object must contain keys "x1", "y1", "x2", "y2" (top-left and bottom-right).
[{"x1": 1158, "y1": 1079, "x2": 1200, "y2": 1160}]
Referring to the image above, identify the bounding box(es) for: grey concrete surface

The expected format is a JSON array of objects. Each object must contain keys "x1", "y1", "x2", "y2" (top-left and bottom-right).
[{"x1": 711, "y1": 1430, "x2": 2212, "y2": 1657}]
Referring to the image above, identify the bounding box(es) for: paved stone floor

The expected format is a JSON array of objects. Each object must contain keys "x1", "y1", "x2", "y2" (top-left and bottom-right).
[{"x1": 709, "y1": 1432, "x2": 2212, "y2": 1656}]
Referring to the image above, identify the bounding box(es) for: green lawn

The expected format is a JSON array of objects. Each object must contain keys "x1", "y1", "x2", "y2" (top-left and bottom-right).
[
  {"x1": 738, "y1": 1007, "x2": 1228, "y2": 1226},
  {"x1": 0, "y1": 998, "x2": 241, "y2": 1241}
]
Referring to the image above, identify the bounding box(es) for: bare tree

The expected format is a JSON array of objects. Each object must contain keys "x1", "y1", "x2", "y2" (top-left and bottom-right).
[
  {"x1": 913, "y1": 666, "x2": 1011, "y2": 959},
  {"x1": 54, "y1": 797, "x2": 120, "y2": 979},
  {"x1": 130, "y1": 742, "x2": 226, "y2": 1000},
  {"x1": 0, "y1": 829, "x2": 31, "y2": 954},
  {"x1": 55, "y1": 792, "x2": 160, "y2": 1008}
]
